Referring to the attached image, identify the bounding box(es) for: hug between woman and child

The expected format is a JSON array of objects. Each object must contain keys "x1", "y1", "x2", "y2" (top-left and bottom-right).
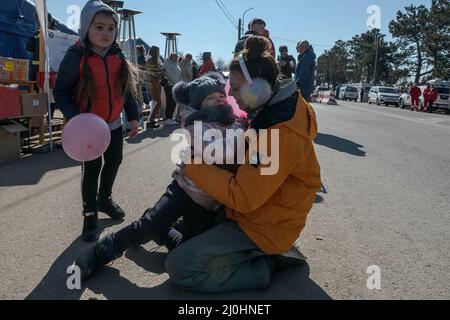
[
  {"x1": 75, "y1": 72, "x2": 248, "y2": 278},
  {"x1": 75, "y1": 36, "x2": 321, "y2": 293}
]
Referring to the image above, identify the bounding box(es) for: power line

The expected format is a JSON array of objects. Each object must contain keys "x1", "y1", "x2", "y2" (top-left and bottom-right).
[
  {"x1": 272, "y1": 36, "x2": 334, "y2": 48},
  {"x1": 218, "y1": 0, "x2": 237, "y2": 25},
  {"x1": 201, "y1": 0, "x2": 236, "y2": 35},
  {"x1": 214, "y1": 0, "x2": 237, "y2": 28},
  {"x1": 215, "y1": 0, "x2": 237, "y2": 26}
]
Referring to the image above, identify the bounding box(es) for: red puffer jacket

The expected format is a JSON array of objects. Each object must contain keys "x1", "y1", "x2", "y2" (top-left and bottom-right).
[{"x1": 54, "y1": 42, "x2": 139, "y2": 123}]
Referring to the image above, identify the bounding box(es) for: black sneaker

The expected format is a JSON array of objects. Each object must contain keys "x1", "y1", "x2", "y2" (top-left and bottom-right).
[
  {"x1": 146, "y1": 120, "x2": 160, "y2": 129},
  {"x1": 74, "y1": 233, "x2": 123, "y2": 281},
  {"x1": 97, "y1": 196, "x2": 125, "y2": 220},
  {"x1": 271, "y1": 247, "x2": 307, "y2": 271},
  {"x1": 82, "y1": 212, "x2": 99, "y2": 243}
]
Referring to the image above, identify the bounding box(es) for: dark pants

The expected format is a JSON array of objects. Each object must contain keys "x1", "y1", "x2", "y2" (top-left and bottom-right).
[
  {"x1": 113, "y1": 180, "x2": 218, "y2": 252},
  {"x1": 429, "y1": 100, "x2": 434, "y2": 113},
  {"x1": 164, "y1": 85, "x2": 176, "y2": 120},
  {"x1": 81, "y1": 127, "x2": 123, "y2": 212},
  {"x1": 142, "y1": 85, "x2": 150, "y2": 105}
]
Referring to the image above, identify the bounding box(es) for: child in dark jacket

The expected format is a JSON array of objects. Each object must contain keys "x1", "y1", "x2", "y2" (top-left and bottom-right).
[
  {"x1": 54, "y1": 0, "x2": 140, "y2": 242},
  {"x1": 74, "y1": 72, "x2": 247, "y2": 281}
]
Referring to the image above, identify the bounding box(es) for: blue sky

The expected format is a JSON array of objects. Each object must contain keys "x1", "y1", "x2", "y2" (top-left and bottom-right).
[{"x1": 47, "y1": 0, "x2": 431, "y2": 63}]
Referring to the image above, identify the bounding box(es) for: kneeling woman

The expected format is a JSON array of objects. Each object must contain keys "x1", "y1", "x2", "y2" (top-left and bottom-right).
[{"x1": 165, "y1": 36, "x2": 322, "y2": 293}]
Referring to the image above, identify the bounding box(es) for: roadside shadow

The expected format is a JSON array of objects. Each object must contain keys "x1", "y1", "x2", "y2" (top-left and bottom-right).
[
  {"x1": 125, "y1": 246, "x2": 167, "y2": 275},
  {"x1": 0, "y1": 149, "x2": 79, "y2": 187},
  {"x1": 314, "y1": 133, "x2": 366, "y2": 157},
  {"x1": 26, "y1": 239, "x2": 332, "y2": 300},
  {"x1": 125, "y1": 125, "x2": 180, "y2": 145},
  {"x1": 84, "y1": 262, "x2": 332, "y2": 300},
  {"x1": 25, "y1": 218, "x2": 126, "y2": 300}
]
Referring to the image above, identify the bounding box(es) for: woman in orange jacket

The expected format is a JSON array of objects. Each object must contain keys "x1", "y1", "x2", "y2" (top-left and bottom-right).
[{"x1": 165, "y1": 36, "x2": 322, "y2": 293}]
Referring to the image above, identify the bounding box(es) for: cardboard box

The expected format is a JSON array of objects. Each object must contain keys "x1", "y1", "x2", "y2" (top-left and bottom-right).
[
  {"x1": 0, "y1": 57, "x2": 29, "y2": 81},
  {"x1": 0, "y1": 124, "x2": 27, "y2": 163},
  {"x1": 0, "y1": 86, "x2": 21, "y2": 119},
  {"x1": 20, "y1": 93, "x2": 48, "y2": 117}
]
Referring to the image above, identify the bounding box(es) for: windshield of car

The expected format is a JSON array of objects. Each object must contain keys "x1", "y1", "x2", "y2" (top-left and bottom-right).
[
  {"x1": 436, "y1": 87, "x2": 450, "y2": 94},
  {"x1": 379, "y1": 88, "x2": 398, "y2": 94},
  {"x1": 347, "y1": 87, "x2": 358, "y2": 92}
]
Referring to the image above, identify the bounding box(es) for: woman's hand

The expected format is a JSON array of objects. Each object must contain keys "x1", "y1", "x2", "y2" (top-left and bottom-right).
[{"x1": 128, "y1": 120, "x2": 139, "y2": 138}]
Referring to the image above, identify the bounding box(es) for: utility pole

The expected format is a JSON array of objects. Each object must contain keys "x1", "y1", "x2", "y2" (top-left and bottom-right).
[
  {"x1": 373, "y1": 31, "x2": 379, "y2": 85},
  {"x1": 238, "y1": 18, "x2": 242, "y2": 41}
]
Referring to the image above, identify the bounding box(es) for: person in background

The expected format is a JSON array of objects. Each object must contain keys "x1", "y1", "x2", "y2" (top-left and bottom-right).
[
  {"x1": 136, "y1": 45, "x2": 150, "y2": 108},
  {"x1": 199, "y1": 52, "x2": 216, "y2": 76},
  {"x1": 428, "y1": 85, "x2": 438, "y2": 114},
  {"x1": 295, "y1": 40, "x2": 316, "y2": 102},
  {"x1": 277, "y1": 45, "x2": 296, "y2": 79},
  {"x1": 146, "y1": 46, "x2": 165, "y2": 128},
  {"x1": 163, "y1": 53, "x2": 181, "y2": 125},
  {"x1": 235, "y1": 18, "x2": 275, "y2": 58},
  {"x1": 423, "y1": 83, "x2": 432, "y2": 113},
  {"x1": 179, "y1": 53, "x2": 193, "y2": 83},
  {"x1": 409, "y1": 83, "x2": 421, "y2": 112},
  {"x1": 175, "y1": 53, "x2": 194, "y2": 122}
]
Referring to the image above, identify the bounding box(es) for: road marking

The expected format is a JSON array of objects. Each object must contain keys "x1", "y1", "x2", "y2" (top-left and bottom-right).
[{"x1": 323, "y1": 103, "x2": 450, "y2": 131}]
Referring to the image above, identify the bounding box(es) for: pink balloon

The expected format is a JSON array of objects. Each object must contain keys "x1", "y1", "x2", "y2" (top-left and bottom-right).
[
  {"x1": 225, "y1": 80, "x2": 247, "y2": 118},
  {"x1": 61, "y1": 113, "x2": 111, "y2": 162}
]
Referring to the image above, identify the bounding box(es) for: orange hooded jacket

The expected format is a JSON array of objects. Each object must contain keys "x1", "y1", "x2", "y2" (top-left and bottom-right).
[{"x1": 185, "y1": 80, "x2": 321, "y2": 255}]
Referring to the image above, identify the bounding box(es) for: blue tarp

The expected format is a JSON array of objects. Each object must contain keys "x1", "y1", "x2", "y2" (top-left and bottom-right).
[{"x1": 0, "y1": 0, "x2": 77, "y2": 59}]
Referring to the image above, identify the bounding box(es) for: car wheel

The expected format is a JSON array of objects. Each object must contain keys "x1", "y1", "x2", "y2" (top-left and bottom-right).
[
  {"x1": 376, "y1": 99, "x2": 380, "y2": 106},
  {"x1": 445, "y1": 109, "x2": 450, "y2": 115},
  {"x1": 399, "y1": 99, "x2": 405, "y2": 109}
]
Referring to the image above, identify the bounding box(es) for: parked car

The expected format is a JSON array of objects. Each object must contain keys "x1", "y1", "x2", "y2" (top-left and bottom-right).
[
  {"x1": 368, "y1": 86, "x2": 400, "y2": 106},
  {"x1": 339, "y1": 86, "x2": 359, "y2": 102}
]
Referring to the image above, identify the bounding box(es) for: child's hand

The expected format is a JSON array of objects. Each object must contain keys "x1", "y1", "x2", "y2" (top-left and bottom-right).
[{"x1": 128, "y1": 120, "x2": 139, "y2": 138}]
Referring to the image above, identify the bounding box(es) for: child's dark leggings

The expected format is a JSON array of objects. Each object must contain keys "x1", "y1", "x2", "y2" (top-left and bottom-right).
[
  {"x1": 164, "y1": 85, "x2": 176, "y2": 120},
  {"x1": 112, "y1": 180, "x2": 219, "y2": 253},
  {"x1": 81, "y1": 127, "x2": 124, "y2": 213}
]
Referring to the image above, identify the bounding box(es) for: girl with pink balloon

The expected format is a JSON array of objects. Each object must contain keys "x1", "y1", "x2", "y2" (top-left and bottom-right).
[{"x1": 54, "y1": 0, "x2": 140, "y2": 243}]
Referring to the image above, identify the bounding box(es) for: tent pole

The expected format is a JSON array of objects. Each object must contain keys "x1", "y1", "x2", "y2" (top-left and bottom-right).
[{"x1": 43, "y1": 0, "x2": 53, "y2": 151}]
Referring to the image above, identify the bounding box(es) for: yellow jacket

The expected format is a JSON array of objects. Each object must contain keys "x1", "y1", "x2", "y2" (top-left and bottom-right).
[{"x1": 185, "y1": 81, "x2": 321, "y2": 254}]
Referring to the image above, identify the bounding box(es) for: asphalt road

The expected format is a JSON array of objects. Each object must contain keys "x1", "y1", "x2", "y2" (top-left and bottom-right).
[{"x1": 0, "y1": 100, "x2": 449, "y2": 300}]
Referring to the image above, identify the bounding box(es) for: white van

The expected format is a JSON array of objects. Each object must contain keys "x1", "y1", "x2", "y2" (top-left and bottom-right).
[
  {"x1": 368, "y1": 86, "x2": 400, "y2": 106},
  {"x1": 339, "y1": 86, "x2": 359, "y2": 102}
]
